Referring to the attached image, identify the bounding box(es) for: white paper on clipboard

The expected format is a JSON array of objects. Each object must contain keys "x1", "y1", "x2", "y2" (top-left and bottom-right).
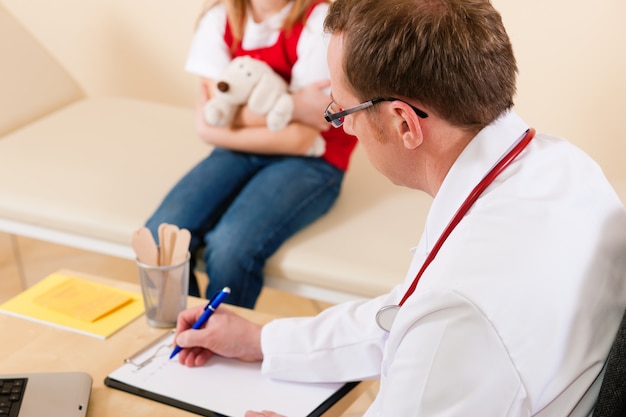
[{"x1": 105, "y1": 331, "x2": 357, "y2": 417}]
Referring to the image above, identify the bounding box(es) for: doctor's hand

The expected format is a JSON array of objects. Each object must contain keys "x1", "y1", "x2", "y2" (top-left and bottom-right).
[
  {"x1": 245, "y1": 411, "x2": 286, "y2": 417},
  {"x1": 173, "y1": 305, "x2": 264, "y2": 367}
]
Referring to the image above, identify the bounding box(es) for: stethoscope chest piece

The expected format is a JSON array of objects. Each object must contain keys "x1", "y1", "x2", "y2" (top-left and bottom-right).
[{"x1": 376, "y1": 305, "x2": 400, "y2": 332}]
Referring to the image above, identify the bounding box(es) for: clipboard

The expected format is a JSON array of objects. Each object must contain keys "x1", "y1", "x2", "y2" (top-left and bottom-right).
[{"x1": 104, "y1": 331, "x2": 360, "y2": 417}]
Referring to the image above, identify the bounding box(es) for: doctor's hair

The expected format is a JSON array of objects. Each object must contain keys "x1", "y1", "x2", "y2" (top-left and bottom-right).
[
  {"x1": 200, "y1": 0, "x2": 327, "y2": 50},
  {"x1": 324, "y1": 0, "x2": 518, "y2": 131}
]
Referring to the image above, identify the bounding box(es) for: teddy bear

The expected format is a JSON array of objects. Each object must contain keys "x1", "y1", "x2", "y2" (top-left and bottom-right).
[{"x1": 203, "y1": 55, "x2": 325, "y2": 157}]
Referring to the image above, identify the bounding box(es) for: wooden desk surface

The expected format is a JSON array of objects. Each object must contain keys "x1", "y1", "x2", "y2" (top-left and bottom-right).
[
  {"x1": 0, "y1": 270, "x2": 276, "y2": 417},
  {"x1": 0, "y1": 270, "x2": 368, "y2": 416}
]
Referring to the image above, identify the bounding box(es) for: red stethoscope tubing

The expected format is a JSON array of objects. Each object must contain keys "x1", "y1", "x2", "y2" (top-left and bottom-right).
[{"x1": 397, "y1": 128, "x2": 536, "y2": 307}]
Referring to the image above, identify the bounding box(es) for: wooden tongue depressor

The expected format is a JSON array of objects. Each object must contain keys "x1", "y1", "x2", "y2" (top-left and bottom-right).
[
  {"x1": 171, "y1": 228, "x2": 191, "y2": 265},
  {"x1": 161, "y1": 224, "x2": 180, "y2": 267},
  {"x1": 130, "y1": 227, "x2": 159, "y2": 266},
  {"x1": 160, "y1": 224, "x2": 192, "y2": 324},
  {"x1": 132, "y1": 226, "x2": 170, "y2": 323},
  {"x1": 157, "y1": 223, "x2": 168, "y2": 266}
]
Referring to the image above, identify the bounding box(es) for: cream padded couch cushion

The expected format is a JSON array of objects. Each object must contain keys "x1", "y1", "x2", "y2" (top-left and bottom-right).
[{"x1": 0, "y1": 97, "x2": 205, "y2": 244}]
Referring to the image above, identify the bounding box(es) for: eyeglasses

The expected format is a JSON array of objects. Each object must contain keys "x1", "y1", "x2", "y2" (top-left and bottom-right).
[{"x1": 324, "y1": 97, "x2": 428, "y2": 128}]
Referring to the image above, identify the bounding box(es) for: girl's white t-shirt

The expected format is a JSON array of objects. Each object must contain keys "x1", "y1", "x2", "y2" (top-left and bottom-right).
[{"x1": 185, "y1": 2, "x2": 331, "y2": 92}]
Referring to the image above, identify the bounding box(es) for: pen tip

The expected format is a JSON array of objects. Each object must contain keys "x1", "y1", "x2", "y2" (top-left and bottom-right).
[{"x1": 223, "y1": 287, "x2": 231, "y2": 293}]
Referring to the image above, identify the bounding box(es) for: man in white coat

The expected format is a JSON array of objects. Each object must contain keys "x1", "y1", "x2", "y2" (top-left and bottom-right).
[{"x1": 173, "y1": 0, "x2": 626, "y2": 415}]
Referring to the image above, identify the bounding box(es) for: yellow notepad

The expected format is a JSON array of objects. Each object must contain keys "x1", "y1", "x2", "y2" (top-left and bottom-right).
[
  {"x1": 33, "y1": 277, "x2": 133, "y2": 322},
  {"x1": 0, "y1": 273, "x2": 145, "y2": 339}
]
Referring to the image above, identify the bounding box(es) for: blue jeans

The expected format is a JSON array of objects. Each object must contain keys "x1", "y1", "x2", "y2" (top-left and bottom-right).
[{"x1": 145, "y1": 148, "x2": 344, "y2": 308}]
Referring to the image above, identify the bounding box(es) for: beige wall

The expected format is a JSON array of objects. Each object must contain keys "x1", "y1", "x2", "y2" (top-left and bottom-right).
[
  {"x1": 1, "y1": 0, "x2": 203, "y2": 107},
  {"x1": 3, "y1": 0, "x2": 625, "y2": 179},
  {"x1": 495, "y1": 0, "x2": 626, "y2": 180}
]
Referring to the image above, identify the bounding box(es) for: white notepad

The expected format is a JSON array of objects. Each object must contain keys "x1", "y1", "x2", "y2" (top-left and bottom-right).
[{"x1": 104, "y1": 331, "x2": 358, "y2": 417}]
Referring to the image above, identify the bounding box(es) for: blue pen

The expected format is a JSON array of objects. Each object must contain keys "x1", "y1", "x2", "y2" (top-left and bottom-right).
[{"x1": 169, "y1": 287, "x2": 231, "y2": 359}]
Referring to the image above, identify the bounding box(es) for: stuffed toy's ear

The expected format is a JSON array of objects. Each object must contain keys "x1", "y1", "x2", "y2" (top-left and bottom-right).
[{"x1": 248, "y1": 73, "x2": 287, "y2": 115}]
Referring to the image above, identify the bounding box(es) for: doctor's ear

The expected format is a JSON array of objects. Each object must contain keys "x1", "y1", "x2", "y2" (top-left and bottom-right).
[{"x1": 388, "y1": 101, "x2": 424, "y2": 150}]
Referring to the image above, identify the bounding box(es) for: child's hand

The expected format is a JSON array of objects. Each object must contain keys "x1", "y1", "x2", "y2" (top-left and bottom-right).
[{"x1": 291, "y1": 80, "x2": 332, "y2": 131}]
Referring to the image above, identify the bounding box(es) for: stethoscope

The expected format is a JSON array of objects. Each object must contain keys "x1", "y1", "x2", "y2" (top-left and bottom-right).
[{"x1": 376, "y1": 128, "x2": 536, "y2": 332}]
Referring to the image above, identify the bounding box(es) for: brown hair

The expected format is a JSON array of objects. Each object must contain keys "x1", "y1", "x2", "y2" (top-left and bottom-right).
[
  {"x1": 324, "y1": 0, "x2": 517, "y2": 131},
  {"x1": 200, "y1": 0, "x2": 326, "y2": 48}
]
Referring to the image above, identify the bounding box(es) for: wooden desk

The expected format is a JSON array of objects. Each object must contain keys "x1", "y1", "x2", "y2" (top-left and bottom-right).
[{"x1": 0, "y1": 270, "x2": 367, "y2": 416}]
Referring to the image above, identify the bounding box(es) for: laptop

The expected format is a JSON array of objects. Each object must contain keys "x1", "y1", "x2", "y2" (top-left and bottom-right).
[{"x1": 0, "y1": 371, "x2": 92, "y2": 417}]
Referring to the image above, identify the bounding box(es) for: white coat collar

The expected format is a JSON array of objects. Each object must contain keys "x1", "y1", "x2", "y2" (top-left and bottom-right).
[{"x1": 422, "y1": 110, "x2": 530, "y2": 253}]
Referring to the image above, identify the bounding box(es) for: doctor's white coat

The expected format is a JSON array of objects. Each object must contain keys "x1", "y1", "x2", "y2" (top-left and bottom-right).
[{"x1": 261, "y1": 111, "x2": 626, "y2": 417}]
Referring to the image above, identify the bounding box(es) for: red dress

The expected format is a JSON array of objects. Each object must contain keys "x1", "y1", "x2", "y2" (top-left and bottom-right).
[{"x1": 223, "y1": 2, "x2": 357, "y2": 171}]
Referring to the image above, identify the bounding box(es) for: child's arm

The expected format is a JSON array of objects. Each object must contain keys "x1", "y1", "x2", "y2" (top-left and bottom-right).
[
  {"x1": 196, "y1": 81, "x2": 322, "y2": 155},
  {"x1": 229, "y1": 80, "x2": 332, "y2": 133}
]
